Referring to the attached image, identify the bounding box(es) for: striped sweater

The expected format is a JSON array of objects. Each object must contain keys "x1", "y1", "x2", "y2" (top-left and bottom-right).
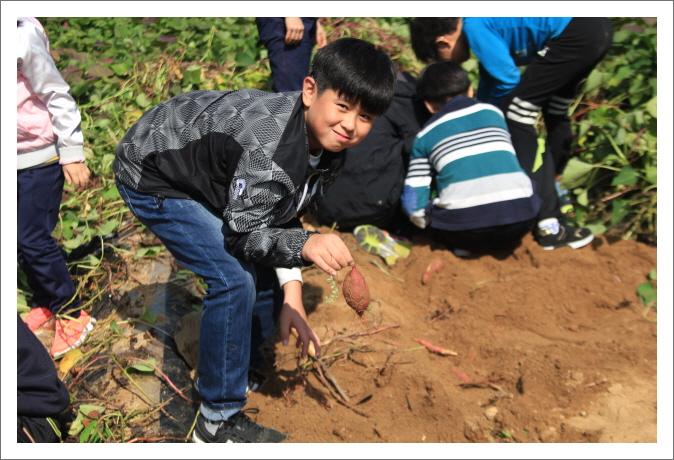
[{"x1": 401, "y1": 96, "x2": 540, "y2": 231}]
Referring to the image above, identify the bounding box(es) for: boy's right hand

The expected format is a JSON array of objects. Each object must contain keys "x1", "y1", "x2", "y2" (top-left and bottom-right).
[{"x1": 301, "y1": 233, "x2": 354, "y2": 276}]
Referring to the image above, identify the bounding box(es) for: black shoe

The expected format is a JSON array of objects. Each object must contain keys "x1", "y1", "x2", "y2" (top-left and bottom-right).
[
  {"x1": 192, "y1": 410, "x2": 289, "y2": 443},
  {"x1": 537, "y1": 222, "x2": 594, "y2": 250}
]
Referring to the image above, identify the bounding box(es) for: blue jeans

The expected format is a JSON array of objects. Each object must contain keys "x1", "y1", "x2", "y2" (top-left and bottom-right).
[{"x1": 117, "y1": 182, "x2": 280, "y2": 421}]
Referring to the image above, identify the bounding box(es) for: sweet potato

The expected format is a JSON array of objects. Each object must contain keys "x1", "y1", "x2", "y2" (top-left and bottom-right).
[
  {"x1": 421, "y1": 259, "x2": 443, "y2": 285},
  {"x1": 342, "y1": 266, "x2": 370, "y2": 316}
]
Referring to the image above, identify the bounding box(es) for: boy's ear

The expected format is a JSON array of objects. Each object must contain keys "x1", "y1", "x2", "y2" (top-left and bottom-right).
[
  {"x1": 424, "y1": 100, "x2": 440, "y2": 114},
  {"x1": 302, "y1": 76, "x2": 317, "y2": 107}
]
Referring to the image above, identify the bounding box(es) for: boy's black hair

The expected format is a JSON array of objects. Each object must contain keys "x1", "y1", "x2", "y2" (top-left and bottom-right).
[
  {"x1": 416, "y1": 60, "x2": 471, "y2": 106},
  {"x1": 310, "y1": 37, "x2": 397, "y2": 116},
  {"x1": 409, "y1": 18, "x2": 461, "y2": 63}
]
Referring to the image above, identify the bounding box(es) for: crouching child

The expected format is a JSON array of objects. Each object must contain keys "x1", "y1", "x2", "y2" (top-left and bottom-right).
[
  {"x1": 401, "y1": 60, "x2": 541, "y2": 257},
  {"x1": 113, "y1": 37, "x2": 396, "y2": 443}
]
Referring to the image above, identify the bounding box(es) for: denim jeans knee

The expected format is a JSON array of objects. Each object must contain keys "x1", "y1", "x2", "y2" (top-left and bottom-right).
[{"x1": 117, "y1": 182, "x2": 256, "y2": 420}]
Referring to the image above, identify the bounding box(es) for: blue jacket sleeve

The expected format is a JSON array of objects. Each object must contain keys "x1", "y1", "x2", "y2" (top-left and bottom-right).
[{"x1": 463, "y1": 18, "x2": 521, "y2": 105}]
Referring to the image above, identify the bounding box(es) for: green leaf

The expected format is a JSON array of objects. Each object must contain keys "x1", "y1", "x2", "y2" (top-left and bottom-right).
[
  {"x1": 101, "y1": 185, "x2": 121, "y2": 199},
  {"x1": 98, "y1": 220, "x2": 118, "y2": 237},
  {"x1": 645, "y1": 97, "x2": 657, "y2": 118},
  {"x1": 110, "y1": 62, "x2": 130, "y2": 76},
  {"x1": 110, "y1": 319, "x2": 121, "y2": 334},
  {"x1": 128, "y1": 359, "x2": 156, "y2": 373},
  {"x1": 561, "y1": 158, "x2": 595, "y2": 189},
  {"x1": 585, "y1": 222, "x2": 607, "y2": 235},
  {"x1": 648, "y1": 269, "x2": 657, "y2": 281},
  {"x1": 18, "y1": 269, "x2": 28, "y2": 288},
  {"x1": 611, "y1": 165, "x2": 639, "y2": 187},
  {"x1": 80, "y1": 419, "x2": 98, "y2": 443},
  {"x1": 62, "y1": 235, "x2": 84, "y2": 250},
  {"x1": 80, "y1": 404, "x2": 105, "y2": 416},
  {"x1": 136, "y1": 93, "x2": 152, "y2": 108},
  {"x1": 235, "y1": 51, "x2": 256, "y2": 67},
  {"x1": 141, "y1": 307, "x2": 158, "y2": 324},
  {"x1": 647, "y1": 117, "x2": 657, "y2": 136},
  {"x1": 636, "y1": 281, "x2": 656, "y2": 307},
  {"x1": 610, "y1": 199, "x2": 631, "y2": 226},
  {"x1": 644, "y1": 166, "x2": 657, "y2": 185}
]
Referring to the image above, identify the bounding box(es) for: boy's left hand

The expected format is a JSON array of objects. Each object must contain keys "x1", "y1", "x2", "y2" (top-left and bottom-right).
[{"x1": 278, "y1": 280, "x2": 321, "y2": 359}]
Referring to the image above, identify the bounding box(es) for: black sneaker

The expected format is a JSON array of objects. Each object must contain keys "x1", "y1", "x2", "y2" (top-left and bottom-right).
[
  {"x1": 537, "y1": 222, "x2": 594, "y2": 250},
  {"x1": 192, "y1": 409, "x2": 289, "y2": 443}
]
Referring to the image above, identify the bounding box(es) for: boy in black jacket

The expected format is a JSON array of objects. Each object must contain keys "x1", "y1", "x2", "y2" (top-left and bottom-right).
[{"x1": 113, "y1": 38, "x2": 396, "y2": 443}]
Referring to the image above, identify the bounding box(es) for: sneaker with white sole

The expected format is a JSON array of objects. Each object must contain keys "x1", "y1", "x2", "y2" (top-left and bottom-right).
[
  {"x1": 537, "y1": 221, "x2": 594, "y2": 250},
  {"x1": 51, "y1": 310, "x2": 95, "y2": 358},
  {"x1": 192, "y1": 409, "x2": 289, "y2": 443}
]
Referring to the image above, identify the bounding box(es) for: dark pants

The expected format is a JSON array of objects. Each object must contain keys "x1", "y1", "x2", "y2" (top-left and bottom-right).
[
  {"x1": 17, "y1": 314, "x2": 70, "y2": 417},
  {"x1": 17, "y1": 163, "x2": 81, "y2": 316},
  {"x1": 256, "y1": 17, "x2": 317, "y2": 92},
  {"x1": 434, "y1": 218, "x2": 536, "y2": 253},
  {"x1": 250, "y1": 266, "x2": 283, "y2": 370},
  {"x1": 498, "y1": 18, "x2": 614, "y2": 221}
]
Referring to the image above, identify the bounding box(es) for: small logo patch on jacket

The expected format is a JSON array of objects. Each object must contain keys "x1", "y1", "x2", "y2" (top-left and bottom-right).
[{"x1": 233, "y1": 179, "x2": 247, "y2": 199}]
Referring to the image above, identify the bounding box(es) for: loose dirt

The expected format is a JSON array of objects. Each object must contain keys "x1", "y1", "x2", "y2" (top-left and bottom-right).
[
  {"x1": 251, "y1": 218, "x2": 658, "y2": 444},
  {"x1": 42, "y1": 215, "x2": 659, "y2": 446}
]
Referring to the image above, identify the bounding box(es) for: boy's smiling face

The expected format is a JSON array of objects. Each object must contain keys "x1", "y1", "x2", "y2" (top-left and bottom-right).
[{"x1": 302, "y1": 77, "x2": 376, "y2": 152}]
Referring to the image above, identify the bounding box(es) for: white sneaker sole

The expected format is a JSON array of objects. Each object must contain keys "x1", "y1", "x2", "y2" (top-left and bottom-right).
[
  {"x1": 542, "y1": 233, "x2": 594, "y2": 250},
  {"x1": 52, "y1": 317, "x2": 96, "y2": 358}
]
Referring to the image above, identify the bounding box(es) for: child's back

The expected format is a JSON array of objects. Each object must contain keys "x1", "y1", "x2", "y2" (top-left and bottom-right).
[
  {"x1": 404, "y1": 96, "x2": 540, "y2": 232},
  {"x1": 402, "y1": 60, "x2": 540, "y2": 254}
]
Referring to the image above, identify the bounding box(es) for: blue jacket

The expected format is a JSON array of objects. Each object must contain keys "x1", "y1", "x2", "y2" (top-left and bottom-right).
[
  {"x1": 462, "y1": 17, "x2": 572, "y2": 104},
  {"x1": 402, "y1": 96, "x2": 541, "y2": 231}
]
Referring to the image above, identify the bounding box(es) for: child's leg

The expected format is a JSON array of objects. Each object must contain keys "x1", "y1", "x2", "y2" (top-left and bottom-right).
[
  {"x1": 499, "y1": 18, "x2": 613, "y2": 222},
  {"x1": 17, "y1": 164, "x2": 82, "y2": 316},
  {"x1": 250, "y1": 266, "x2": 283, "y2": 370},
  {"x1": 255, "y1": 17, "x2": 316, "y2": 92},
  {"x1": 118, "y1": 182, "x2": 256, "y2": 421}
]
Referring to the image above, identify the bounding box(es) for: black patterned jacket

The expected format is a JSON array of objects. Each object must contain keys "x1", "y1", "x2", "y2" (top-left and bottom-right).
[{"x1": 113, "y1": 89, "x2": 346, "y2": 268}]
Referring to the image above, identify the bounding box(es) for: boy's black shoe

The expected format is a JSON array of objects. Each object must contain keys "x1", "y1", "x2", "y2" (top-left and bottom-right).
[
  {"x1": 537, "y1": 222, "x2": 594, "y2": 250},
  {"x1": 192, "y1": 409, "x2": 289, "y2": 443}
]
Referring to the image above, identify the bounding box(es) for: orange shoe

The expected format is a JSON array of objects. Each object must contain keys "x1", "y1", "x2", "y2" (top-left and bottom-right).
[
  {"x1": 51, "y1": 311, "x2": 96, "y2": 358},
  {"x1": 23, "y1": 307, "x2": 55, "y2": 332}
]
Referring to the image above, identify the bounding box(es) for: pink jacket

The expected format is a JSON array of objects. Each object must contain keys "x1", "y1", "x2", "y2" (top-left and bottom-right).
[{"x1": 17, "y1": 17, "x2": 85, "y2": 169}]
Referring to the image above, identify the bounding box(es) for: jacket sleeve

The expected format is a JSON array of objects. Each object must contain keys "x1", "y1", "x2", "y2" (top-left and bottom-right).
[
  {"x1": 463, "y1": 19, "x2": 521, "y2": 105},
  {"x1": 17, "y1": 19, "x2": 85, "y2": 163},
  {"x1": 401, "y1": 137, "x2": 433, "y2": 228},
  {"x1": 225, "y1": 216, "x2": 318, "y2": 268}
]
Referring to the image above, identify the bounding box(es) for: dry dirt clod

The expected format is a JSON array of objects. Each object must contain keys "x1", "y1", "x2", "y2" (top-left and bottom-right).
[{"x1": 484, "y1": 406, "x2": 499, "y2": 421}]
